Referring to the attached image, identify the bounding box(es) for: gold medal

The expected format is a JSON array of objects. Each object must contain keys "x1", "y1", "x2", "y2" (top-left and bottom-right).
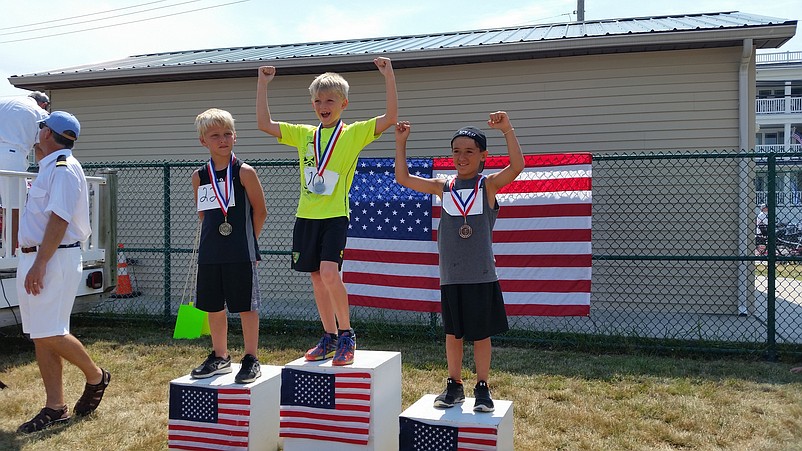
[
  {"x1": 207, "y1": 154, "x2": 235, "y2": 236},
  {"x1": 219, "y1": 218, "x2": 233, "y2": 236}
]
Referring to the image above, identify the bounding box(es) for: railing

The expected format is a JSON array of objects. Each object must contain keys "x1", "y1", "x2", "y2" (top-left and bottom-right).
[
  {"x1": 0, "y1": 169, "x2": 107, "y2": 269},
  {"x1": 757, "y1": 51, "x2": 802, "y2": 64},
  {"x1": 756, "y1": 191, "x2": 802, "y2": 207},
  {"x1": 755, "y1": 144, "x2": 802, "y2": 153},
  {"x1": 755, "y1": 97, "x2": 802, "y2": 114}
]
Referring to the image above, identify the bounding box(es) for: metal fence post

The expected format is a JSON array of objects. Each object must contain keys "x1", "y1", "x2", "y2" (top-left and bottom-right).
[
  {"x1": 767, "y1": 153, "x2": 777, "y2": 360},
  {"x1": 163, "y1": 162, "x2": 171, "y2": 319},
  {"x1": 97, "y1": 168, "x2": 118, "y2": 289}
]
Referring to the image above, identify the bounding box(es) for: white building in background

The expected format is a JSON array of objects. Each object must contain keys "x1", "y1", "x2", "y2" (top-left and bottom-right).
[{"x1": 755, "y1": 51, "x2": 802, "y2": 214}]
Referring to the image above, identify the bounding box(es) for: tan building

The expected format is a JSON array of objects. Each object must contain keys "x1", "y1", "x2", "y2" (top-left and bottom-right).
[
  {"x1": 10, "y1": 11, "x2": 796, "y2": 162},
  {"x1": 8, "y1": 11, "x2": 799, "y2": 327}
]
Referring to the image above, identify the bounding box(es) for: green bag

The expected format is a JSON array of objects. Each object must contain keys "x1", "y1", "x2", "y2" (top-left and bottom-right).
[
  {"x1": 173, "y1": 301, "x2": 210, "y2": 339},
  {"x1": 173, "y1": 220, "x2": 210, "y2": 339}
]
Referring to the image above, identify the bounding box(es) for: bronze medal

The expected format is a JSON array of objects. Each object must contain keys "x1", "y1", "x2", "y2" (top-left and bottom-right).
[
  {"x1": 450, "y1": 175, "x2": 484, "y2": 240},
  {"x1": 219, "y1": 220, "x2": 233, "y2": 236},
  {"x1": 459, "y1": 223, "x2": 473, "y2": 239}
]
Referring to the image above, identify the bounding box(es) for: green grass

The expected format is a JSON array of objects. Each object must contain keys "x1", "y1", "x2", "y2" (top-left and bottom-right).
[
  {"x1": 755, "y1": 262, "x2": 802, "y2": 281},
  {"x1": 1, "y1": 318, "x2": 801, "y2": 450}
]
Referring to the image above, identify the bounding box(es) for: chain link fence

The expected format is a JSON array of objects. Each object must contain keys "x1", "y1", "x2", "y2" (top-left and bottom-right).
[{"x1": 82, "y1": 152, "x2": 802, "y2": 359}]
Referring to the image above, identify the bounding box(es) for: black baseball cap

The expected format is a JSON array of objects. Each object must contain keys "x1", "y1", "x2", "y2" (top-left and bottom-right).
[{"x1": 451, "y1": 126, "x2": 487, "y2": 150}]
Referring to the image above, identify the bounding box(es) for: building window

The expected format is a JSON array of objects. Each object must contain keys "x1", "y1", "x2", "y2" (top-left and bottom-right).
[
  {"x1": 756, "y1": 174, "x2": 767, "y2": 206},
  {"x1": 793, "y1": 172, "x2": 802, "y2": 205},
  {"x1": 758, "y1": 88, "x2": 786, "y2": 98}
]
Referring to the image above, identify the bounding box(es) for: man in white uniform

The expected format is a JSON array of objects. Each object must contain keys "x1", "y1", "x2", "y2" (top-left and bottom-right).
[
  {"x1": 0, "y1": 91, "x2": 49, "y2": 253},
  {"x1": 16, "y1": 111, "x2": 111, "y2": 434}
]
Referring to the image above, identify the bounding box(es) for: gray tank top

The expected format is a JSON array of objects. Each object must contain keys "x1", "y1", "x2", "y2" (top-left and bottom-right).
[{"x1": 438, "y1": 176, "x2": 499, "y2": 285}]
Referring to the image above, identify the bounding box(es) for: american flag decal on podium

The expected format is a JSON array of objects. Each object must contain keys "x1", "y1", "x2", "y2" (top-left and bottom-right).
[
  {"x1": 399, "y1": 417, "x2": 498, "y2": 451},
  {"x1": 279, "y1": 368, "x2": 372, "y2": 445},
  {"x1": 343, "y1": 153, "x2": 592, "y2": 316},
  {"x1": 167, "y1": 384, "x2": 251, "y2": 450}
]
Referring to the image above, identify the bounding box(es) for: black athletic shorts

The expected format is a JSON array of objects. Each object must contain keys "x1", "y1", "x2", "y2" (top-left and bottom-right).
[
  {"x1": 291, "y1": 216, "x2": 349, "y2": 272},
  {"x1": 196, "y1": 261, "x2": 260, "y2": 313},
  {"x1": 440, "y1": 281, "x2": 509, "y2": 341}
]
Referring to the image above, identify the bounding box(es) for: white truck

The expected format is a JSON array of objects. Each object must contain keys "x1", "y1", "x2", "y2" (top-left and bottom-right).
[{"x1": 0, "y1": 168, "x2": 118, "y2": 328}]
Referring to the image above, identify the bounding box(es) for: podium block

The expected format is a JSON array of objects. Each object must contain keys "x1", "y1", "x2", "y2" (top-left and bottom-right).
[
  {"x1": 399, "y1": 394, "x2": 513, "y2": 451},
  {"x1": 168, "y1": 363, "x2": 282, "y2": 451},
  {"x1": 280, "y1": 350, "x2": 402, "y2": 451}
]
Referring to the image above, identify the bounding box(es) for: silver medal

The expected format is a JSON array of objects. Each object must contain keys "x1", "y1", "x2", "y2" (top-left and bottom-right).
[
  {"x1": 459, "y1": 223, "x2": 473, "y2": 239},
  {"x1": 219, "y1": 220, "x2": 233, "y2": 236},
  {"x1": 313, "y1": 179, "x2": 326, "y2": 194}
]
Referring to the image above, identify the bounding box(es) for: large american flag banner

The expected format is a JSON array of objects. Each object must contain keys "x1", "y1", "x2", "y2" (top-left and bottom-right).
[
  {"x1": 343, "y1": 153, "x2": 592, "y2": 316},
  {"x1": 399, "y1": 417, "x2": 498, "y2": 451},
  {"x1": 279, "y1": 368, "x2": 372, "y2": 445},
  {"x1": 167, "y1": 384, "x2": 251, "y2": 450}
]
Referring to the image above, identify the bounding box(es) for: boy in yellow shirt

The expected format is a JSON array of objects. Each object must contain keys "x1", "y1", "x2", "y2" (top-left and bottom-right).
[{"x1": 256, "y1": 58, "x2": 397, "y2": 365}]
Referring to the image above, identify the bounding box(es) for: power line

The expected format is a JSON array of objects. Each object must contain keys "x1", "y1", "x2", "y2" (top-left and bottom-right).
[
  {"x1": 511, "y1": 12, "x2": 575, "y2": 28},
  {"x1": 0, "y1": 0, "x2": 250, "y2": 45},
  {"x1": 0, "y1": 0, "x2": 176, "y2": 31},
  {"x1": 0, "y1": 0, "x2": 203, "y2": 37}
]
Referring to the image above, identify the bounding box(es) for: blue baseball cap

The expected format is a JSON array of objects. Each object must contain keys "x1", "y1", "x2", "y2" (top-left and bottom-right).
[{"x1": 40, "y1": 111, "x2": 80, "y2": 141}]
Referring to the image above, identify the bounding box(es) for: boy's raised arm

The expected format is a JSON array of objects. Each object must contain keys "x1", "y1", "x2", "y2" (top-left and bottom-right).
[
  {"x1": 486, "y1": 111, "x2": 525, "y2": 192},
  {"x1": 394, "y1": 122, "x2": 441, "y2": 196},
  {"x1": 374, "y1": 57, "x2": 398, "y2": 135},
  {"x1": 256, "y1": 66, "x2": 282, "y2": 138}
]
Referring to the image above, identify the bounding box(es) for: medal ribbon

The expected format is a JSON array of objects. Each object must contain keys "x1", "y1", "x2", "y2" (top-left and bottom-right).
[
  {"x1": 207, "y1": 153, "x2": 235, "y2": 218},
  {"x1": 313, "y1": 120, "x2": 343, "y2": 177},
  {"x1": 449, "y1": 175, "x2": 484, "y2": 220}
]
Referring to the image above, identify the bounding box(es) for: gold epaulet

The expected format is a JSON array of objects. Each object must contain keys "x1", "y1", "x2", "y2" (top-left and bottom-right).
[{"x1": 56, "y1": 155, "x2": 68, "y2": 167}]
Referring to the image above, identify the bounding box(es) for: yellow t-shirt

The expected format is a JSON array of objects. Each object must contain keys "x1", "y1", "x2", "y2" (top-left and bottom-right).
[{"x1": 278, "y1": 118, "x2": 379, "y2": 219}]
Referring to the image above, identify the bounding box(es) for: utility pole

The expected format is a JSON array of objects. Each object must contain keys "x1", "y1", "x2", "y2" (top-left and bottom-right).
[{"x1": 576, "y1": 0, "x2": 585, "y2": 21}]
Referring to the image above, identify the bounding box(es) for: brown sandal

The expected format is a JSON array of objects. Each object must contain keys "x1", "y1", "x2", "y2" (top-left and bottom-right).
[
  {"x1": 17, "y1": 405, "x2": 70, "y2": 433},
  {"x1": 73, "y1": 368, "x2": 111, "y2": 417}
]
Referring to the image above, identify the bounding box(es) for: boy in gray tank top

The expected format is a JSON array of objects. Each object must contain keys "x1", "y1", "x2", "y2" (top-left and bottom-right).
[{"x1": 394, "y1": 111, "x2": 524, "y2": 412}]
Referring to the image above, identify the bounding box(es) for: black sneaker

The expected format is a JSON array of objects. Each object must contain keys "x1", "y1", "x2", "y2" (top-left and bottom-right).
[
  {"x1": 473, "y1": 380, "x2": 495, "y2": 412},
  {"x1": 235, "y1": 354, "x2": 261, "y2": 384},
  {"x1": 433, "y1": 378, "x2": 465, "y2": 408},
  {"x1": 191, "y1": 352, "x2": 232, "y2": 379}
]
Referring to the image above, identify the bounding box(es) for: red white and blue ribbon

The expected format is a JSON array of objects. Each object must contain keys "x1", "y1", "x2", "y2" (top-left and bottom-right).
[
  {"x1": 313, "y1": 120, "x2": 343, "y2": 177},
  {"x1": 207, "y1": 153, "x2": 235, "y2": 218},
  {"x1": 449, "y1": 175, "x2": 484, "y2": 219}
]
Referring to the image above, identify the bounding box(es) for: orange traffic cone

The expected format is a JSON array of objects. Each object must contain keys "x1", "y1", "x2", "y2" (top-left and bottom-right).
[{"x1": 111, "y1": 244, "x2": 141, "y2": 298}]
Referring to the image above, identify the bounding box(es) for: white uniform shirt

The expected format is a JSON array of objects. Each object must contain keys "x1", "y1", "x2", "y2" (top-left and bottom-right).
[
  {"x1": 0, "y1": 96, "x2": 48, "y2": 166},
  {"x1": 756, "y1": 210, "x2": 768, "y2": 235},
  {"x1": 19, "y1": 149, "x2": 91, "y2": 247}
]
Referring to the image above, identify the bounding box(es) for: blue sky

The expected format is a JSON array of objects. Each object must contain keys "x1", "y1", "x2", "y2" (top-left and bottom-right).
[{"x1": 1, "y1": 0, "x2": 799, "y2": 98}]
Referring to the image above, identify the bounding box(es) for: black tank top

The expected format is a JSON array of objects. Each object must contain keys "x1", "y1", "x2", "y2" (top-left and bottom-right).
[{"x1": 197, "y1": 158, "x2": 261, "y2": 264}]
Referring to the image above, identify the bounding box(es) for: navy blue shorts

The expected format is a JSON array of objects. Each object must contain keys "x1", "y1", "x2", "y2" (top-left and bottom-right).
[
  {"x1": 196, "y1": 261, "x2": 260, "y2": 313},
  {"x1": 291, "y1": 216, "x2": 349, "y2": 272},
  {"x1": 440, "y1": 281, "x2": 508, "y2": 341}
]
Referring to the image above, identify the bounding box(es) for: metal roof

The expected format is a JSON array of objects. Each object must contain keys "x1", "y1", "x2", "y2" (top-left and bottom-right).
[{"x1": 10, "y1": 11, "x2": 797, "y2": 90}]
